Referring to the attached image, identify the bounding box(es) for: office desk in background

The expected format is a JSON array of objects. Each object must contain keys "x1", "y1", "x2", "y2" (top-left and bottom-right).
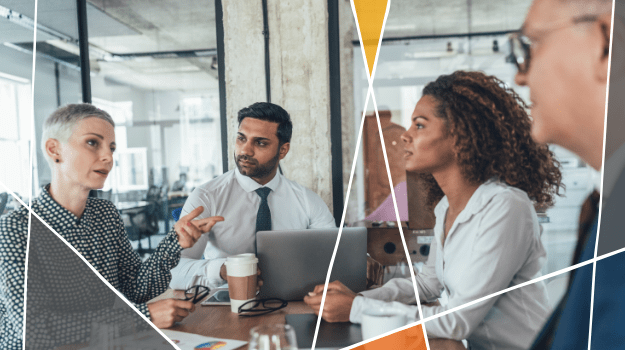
[{"x1": 116, "y1": 200, "x2": 152, "y2": 213}]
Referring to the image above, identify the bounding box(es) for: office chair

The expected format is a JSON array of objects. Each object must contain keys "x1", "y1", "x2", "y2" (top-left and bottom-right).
[
  {"x1": 144, "y1": 185, "x2": 164, "y2": 203},
  {"x1": 172, "y1": 207, "x2": 182, "y2": 222},
  {"x1": 123, "y1": 204, "x2": 159, "y2": 257}
]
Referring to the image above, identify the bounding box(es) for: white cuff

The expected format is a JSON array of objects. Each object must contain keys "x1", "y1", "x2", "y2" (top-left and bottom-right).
[
  {"x1": 360, "y1": 278, "x2": 419, "y2": 304},
  {"x1": 349, "y1": 296, "x2": 365, "y2": 324},
  {"x1": 204, "y1": 257, "x2": 227, "y2": 289},
  {"x1": 349, "y1": 296, "x2": 419, "y2": 325}
]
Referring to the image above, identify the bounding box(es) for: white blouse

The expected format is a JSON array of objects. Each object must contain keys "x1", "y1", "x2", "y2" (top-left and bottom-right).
[{"x1": 350, "y1": 179, "x2": 551, "y2": 350}]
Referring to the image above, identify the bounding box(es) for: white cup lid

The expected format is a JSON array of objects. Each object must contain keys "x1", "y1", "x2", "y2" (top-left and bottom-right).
[{"x1": 226, "y1": 253, "x2": 258, "y2": 264}]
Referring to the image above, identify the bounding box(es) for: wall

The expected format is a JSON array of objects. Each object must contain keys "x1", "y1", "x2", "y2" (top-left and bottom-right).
[
  {"x1": 222, "y1": 0, "x2": 267, "y2": 173},
  {"x1": 221, "y1": 0, "x2": 352, "y2": 210}
]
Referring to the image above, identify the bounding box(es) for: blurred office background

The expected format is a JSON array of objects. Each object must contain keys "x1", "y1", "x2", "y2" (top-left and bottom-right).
[
  {"x1": 349, "y1": 0, "x2": 597, "y2": 286},
  {"x1": 0, "y1": 0, "x2": 596, "y2": 301},
  {"x1": 0, "y1": 0, "x2": 356, "y2": 257},
  {"x1": 0, "y1": 0, "x2": 224, "y2": 256}
]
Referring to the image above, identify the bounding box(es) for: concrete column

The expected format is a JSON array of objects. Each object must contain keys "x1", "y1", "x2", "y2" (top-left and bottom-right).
[
  {"x1": 222, "y1": 0, "x2": 344, "y2": 209},
  {"x1": 266, "y1": 0, "x2": 332, "y2": 207},
  {"x1": 338, "y1": 0, "x2": 357, "y2": 222},
  {"x1": 222, "y1": 0, "x2": 266, "y2": 169}
]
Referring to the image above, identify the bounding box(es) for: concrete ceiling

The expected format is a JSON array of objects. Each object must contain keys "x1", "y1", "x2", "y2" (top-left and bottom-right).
[
  {"x1": 0, "y1": 0, "x2": 217, "y2": 92},
  {"x1": 0, "y1": 0, "x2": 136, "y2": 41},
  {"x1": 87, "y1": 0, "x2": 216, "y2": 53},
  {"x1": 0, "y1": 0, "x2": 534, "y2": 92},
  {"x1": 84, "y1": 0, "x2": 217, "y2": 91},
  {"x1": 380, "y1": 0, "x2": 533, "y2": 40}
]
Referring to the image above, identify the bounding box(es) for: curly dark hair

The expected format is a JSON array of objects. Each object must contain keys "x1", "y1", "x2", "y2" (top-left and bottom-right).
[{"x1": 419, "y1": 70, "x2": 563, "y2": 207}]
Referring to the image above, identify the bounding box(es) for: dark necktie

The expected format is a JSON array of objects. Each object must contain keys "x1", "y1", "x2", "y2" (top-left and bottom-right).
[
  {"x1": 572, "y1": 190, "x2": 600, "y2": 270},
  {"x1": 255, "y1": 187, "x2": 272, "y2": 232}
]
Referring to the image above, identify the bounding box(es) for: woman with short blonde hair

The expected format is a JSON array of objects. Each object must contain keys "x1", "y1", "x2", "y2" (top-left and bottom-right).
[{"x1": 0, "y1": 103, "x2": 222, "y2": 349}]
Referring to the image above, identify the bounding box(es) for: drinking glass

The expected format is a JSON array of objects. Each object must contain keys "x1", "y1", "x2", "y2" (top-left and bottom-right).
[{"x1": 248, "y1": 324, "x2": 298, "y2": 350}]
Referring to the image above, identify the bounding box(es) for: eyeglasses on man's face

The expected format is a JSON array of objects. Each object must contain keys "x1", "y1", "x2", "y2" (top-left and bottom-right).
[{"x1": 507, "y1": 14, "x2": 600, "y2": 74}]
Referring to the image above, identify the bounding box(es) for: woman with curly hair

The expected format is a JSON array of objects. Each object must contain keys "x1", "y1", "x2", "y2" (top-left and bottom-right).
[{"x1": 304, "y1": 70, "x2": 563, "y2": 350}]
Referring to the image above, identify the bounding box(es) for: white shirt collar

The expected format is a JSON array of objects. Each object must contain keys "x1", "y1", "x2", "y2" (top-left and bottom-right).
[
  {"x1": 601, "y1": 141, "x2": 625, "y2": 198},
  {"x1": 234, "y1": 167, "x2": 281, "y2": 193},
  {"x1": 434, "y1": 177, "x2": 504, "y2": 229}
]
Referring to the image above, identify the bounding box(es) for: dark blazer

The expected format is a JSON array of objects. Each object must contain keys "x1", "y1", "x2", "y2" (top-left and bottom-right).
[
  {"x1": 530, "y1": 217, "x2": 596, "y2": 349},
  {"x1": 532, "y1": 184, "x2": 625, "y2": 349}
]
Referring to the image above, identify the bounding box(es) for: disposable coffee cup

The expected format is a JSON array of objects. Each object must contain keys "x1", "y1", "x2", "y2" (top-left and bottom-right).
[
  {"x1": 225, "y1": 253, "x2": 258, "y2": 313},
  {"x1": 361, "y1": 307, "x2": 408, "y2": 341}
]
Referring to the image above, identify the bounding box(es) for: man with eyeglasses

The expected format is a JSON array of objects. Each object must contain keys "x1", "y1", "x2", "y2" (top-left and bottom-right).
[{"x1": 512, "y1": 0, "x2": 625, "y2": 348}]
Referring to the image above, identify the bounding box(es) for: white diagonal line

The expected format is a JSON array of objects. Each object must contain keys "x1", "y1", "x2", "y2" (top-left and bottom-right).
[
  {"x1": 370, "y1": 88, "x2": 427, "y2": 342},
  {"x1": 311, "y1": 87, "x2": 371, "y2": 350},
  {"x1": 589, "y1": 1, "x2": 617, "y2": 348},
  {"x1": 316, "y1": 1, "x2": 430, "y2": 349},
  {"x1": 22, "y1": 0, "x2": 38, "y2": 347},
  {"x1": 339, "y1": 246, "x2": 625, "y2": 350}
]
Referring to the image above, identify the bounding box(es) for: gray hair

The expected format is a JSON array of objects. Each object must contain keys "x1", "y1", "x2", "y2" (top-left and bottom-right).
[
  {"x1": 41, "y1": 104, "x2": 115, "y2": 167},
  {"x1": 558, "y1": 0, "x2": 613, "y2": 13}
]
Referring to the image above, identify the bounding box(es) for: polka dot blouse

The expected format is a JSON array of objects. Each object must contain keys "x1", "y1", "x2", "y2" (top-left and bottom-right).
[{"x1": 0, "y1": 186, "x2": 183, "y2": 349}]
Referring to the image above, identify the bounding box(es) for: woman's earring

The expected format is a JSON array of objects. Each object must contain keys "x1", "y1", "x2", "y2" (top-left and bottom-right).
[{"x1": 55, "y1": 159, "x2": 59, "y2": 163}]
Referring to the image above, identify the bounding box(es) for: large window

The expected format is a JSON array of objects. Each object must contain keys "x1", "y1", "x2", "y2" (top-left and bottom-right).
[
  {"x1": 179, "y1": 94, "x2": 222, "y2": 188},
  {"x1": 353, "y1": 35, "x2": 598, "y2": 276},
  {"x1": 0, "y1": 75, "x2": 33, "y2": 201},
  {"x1": 92, "y1": 98, "x2": 149, "y2": 193}
]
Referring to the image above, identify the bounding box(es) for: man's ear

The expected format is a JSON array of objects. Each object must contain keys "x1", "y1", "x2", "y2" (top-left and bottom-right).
[
  {"x1": 279, "y1": 142, "x2": 290, "y2": 160},
  {"x1": 596, "y1": 12, "x2": 613, "y2": 82},
  {"x1": 45, "y1": 138, "x2": 61, "y2": 162}
]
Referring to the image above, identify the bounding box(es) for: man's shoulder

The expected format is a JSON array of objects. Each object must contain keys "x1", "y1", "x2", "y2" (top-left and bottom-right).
[
  {"x1": 280, "y1": 176, "x2": 322, "y2": 200},
  {"x1": 188, "y1": 170, "x2": 238, "y2": 201},
  {"x1": 278, "y1": 176, "x2": 333, "y2": 220}
]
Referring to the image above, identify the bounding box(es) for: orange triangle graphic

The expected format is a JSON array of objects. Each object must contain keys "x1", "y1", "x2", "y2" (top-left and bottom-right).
[
  {"x1": 353, "y1": 0, "x2": 388, "y2": 78},
  {"x1": 353, "y1": 324, "x2": 427, "y2": 350}
]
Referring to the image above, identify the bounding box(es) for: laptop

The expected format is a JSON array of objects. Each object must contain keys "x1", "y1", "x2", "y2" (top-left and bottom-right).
[{"x1": 256, "y1": 227, "x2": 367, "y2": 301}]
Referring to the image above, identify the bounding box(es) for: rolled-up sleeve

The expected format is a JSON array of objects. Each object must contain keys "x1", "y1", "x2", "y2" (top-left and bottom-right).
[
  {"x1": 170, "y1": 188, "x2": 230, "y2": 290},
  {"x1": 360, "y1": 237, "x2": 443, "y2": 305}
]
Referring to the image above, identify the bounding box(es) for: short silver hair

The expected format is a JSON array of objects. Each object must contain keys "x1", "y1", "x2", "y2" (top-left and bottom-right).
[
  {"x1": 41, "y1": 104, "x2": 115, "y2": 167},
  {"x1": 558, "y1": 0, "x2": 613, "y2": 13}
]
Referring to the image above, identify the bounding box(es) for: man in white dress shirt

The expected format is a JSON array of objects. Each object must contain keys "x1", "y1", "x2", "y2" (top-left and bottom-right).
[{"x1": 170, "y1": 102, "x2": 336, "y2": 290}]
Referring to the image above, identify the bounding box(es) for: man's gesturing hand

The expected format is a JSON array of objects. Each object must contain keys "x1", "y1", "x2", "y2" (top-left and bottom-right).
[{"x1": 174, "y1": 206, "x2": 224, "y2": 248}]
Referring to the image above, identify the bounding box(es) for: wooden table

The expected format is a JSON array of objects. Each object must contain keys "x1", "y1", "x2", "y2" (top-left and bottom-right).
[
  {"x1": 156, "y1": 290, "x2": 314, "y2": 343},
  {"x1": 155, "y1": 291, "x2": 466, "y2": 349}
]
